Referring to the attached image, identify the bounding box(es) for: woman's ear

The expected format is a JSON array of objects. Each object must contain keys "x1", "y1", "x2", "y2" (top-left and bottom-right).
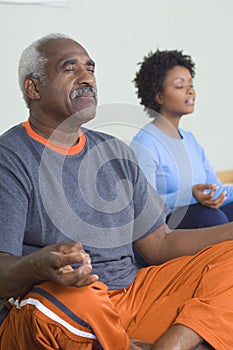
[
  {"x1": 24, "y1": 78, "x2": 41, "y2": 102},
  {"x1": 155, "y1": 92, "x2": 163, "y2": 105}
]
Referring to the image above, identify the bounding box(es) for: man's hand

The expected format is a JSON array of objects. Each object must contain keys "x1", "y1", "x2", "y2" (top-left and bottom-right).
[
  {"x1": 192, "y1": 183, "x2": 226, "y2": 208},
  {"x1": 0, "y1": 242, "x2": 98, "y2": 298},
  {"x1": 31, "y1": 242, "x2": 99, "y2": 287}
]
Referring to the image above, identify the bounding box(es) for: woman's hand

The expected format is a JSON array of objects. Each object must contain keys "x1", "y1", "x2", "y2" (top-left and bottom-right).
[{"x1": 192, "y1": 184, "x2": 226, "y2": 209}]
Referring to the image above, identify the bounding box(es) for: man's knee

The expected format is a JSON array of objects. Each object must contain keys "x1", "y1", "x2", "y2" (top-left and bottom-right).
[{"x1": 0, "y1": 283, "x2": 102, "y2": 350}]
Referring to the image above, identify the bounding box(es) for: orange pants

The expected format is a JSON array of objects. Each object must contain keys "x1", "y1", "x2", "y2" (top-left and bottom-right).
[{"x1": 2, "y1": 240, "x2": 233, "y2": 349}]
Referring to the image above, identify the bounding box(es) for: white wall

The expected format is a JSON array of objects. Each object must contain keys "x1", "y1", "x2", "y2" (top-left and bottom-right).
[{"x1": 0, "y1": 0, "x2": 232, "y2": 171}]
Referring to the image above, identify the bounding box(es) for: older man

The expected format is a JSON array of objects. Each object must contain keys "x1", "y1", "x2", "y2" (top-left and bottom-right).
[{"x1": 0, "y1": 33, "x2": 233, "y2": 350}]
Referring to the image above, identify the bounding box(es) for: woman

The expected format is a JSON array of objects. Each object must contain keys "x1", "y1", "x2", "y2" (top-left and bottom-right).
[{"x1": 130, "y1": 49, "x2": 233, "y2": 229}]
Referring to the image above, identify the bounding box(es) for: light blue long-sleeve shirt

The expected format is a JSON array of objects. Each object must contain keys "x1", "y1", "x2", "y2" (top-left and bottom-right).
[{"x1": 130, "y1": 122, "x2": 233, "y2": 211}]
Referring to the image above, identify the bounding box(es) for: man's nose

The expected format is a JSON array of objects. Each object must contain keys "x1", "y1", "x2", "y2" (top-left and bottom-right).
[{"x1": 76, "y1": 66, "x2": 95, "y2": 86}]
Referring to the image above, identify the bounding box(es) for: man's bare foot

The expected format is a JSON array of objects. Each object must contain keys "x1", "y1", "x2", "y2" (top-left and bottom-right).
[
  {"x1": 194, "y1": 342, "x2": 214, "y2": 350},
  {"x1": 130, "y1": 338, "x2": 153, "y2": 350},
  {"x1": 130, "y1": 338, "x2": 214, "y2": 350}
]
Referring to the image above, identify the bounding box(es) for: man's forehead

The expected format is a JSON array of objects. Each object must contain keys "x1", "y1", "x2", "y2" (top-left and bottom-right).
[{"x1": 41, "y1": 38, "x2": 89, "y2": 59}]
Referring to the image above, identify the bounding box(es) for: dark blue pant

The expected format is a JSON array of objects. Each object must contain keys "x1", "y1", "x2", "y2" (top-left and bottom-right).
[{"x1": 167, "y1": 202, "x2": 233, "y2": 229}]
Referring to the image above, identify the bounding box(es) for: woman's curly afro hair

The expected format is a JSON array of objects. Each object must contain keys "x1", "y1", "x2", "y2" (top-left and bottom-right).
[{"x1": 134, "y1": 49, "x2": 195, "y2": 116}]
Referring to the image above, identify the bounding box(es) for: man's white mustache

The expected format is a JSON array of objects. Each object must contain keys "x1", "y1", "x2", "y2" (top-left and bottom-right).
[{"x1": 70, "y1": 87, "x2": 97, "y2": 100}]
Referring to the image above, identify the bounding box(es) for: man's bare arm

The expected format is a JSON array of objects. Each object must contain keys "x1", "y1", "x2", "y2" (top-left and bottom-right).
[
  {"x1": 0, "y1": 242, "x2": 98, "y2": 298},
  {"x1": 134, "y1": 222, "x2": 233, "y2": 265}
]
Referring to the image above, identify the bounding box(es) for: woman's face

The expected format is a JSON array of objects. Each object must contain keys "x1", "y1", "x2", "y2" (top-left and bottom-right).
[{"x1": 156, "y1": 65, "x2": 196, "y2": 119}]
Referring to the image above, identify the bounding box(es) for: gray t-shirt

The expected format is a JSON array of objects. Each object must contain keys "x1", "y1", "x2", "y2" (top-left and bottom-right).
[{"x1": 0, "y1": 122, "x2": 168, "y2": 289}]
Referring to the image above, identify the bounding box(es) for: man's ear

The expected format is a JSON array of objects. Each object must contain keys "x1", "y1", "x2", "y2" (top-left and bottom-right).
[
  {"x1": 24, "y1": 78, "x2": 41, "y2": 101},
  {"x1": 155, "y1": 92, "x2": 163, "y2": 105}
]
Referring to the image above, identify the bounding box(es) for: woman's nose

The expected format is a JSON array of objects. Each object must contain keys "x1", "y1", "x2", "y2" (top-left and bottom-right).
[{"x1": 187, "y1": 86, "x2": 195, "y2": 94}]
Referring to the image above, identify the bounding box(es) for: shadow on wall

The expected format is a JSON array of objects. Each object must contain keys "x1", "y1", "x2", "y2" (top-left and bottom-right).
[{"x1": 86, "y1": 103, "x2": 149, "y2": 146}]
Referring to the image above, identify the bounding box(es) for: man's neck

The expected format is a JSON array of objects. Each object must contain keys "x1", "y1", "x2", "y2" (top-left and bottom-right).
[{"x1": 29, "y1": 116, "x2": 80, "y2": 146}]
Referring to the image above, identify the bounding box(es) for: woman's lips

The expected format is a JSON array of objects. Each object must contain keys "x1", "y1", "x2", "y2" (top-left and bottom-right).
[{"x1": 185, "y1": 98, "x2": 195, "y2": 105}]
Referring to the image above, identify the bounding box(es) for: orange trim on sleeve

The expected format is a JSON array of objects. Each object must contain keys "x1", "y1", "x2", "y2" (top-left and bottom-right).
[{"x1": 22, "y1": 120, "x2": 86, "y2": 156}]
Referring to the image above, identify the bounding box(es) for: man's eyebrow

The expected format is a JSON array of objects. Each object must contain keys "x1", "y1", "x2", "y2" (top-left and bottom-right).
[
  {"x1": 60, "y1": 59, "x2": 78, "y2": 68},
  {"x1": 59, "y1": 58, "x2": 95, "y2": 69}
]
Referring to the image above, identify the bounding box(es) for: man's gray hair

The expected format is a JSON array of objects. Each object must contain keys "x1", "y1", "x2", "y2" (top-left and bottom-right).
[{"x1": 18, "y1": 33, "x2": 71, "y2": 108}]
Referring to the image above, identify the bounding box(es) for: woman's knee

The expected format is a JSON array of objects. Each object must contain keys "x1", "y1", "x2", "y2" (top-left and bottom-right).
[
  {"x1": 168, "y1": 204, "x2": 229, "y2": 229},
  {"x1": 196, "y1": 207, "x2": 229, "y2": 227},
  {"x1": 221, "y1": 201, "x2": 233, "y2": 221}
]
